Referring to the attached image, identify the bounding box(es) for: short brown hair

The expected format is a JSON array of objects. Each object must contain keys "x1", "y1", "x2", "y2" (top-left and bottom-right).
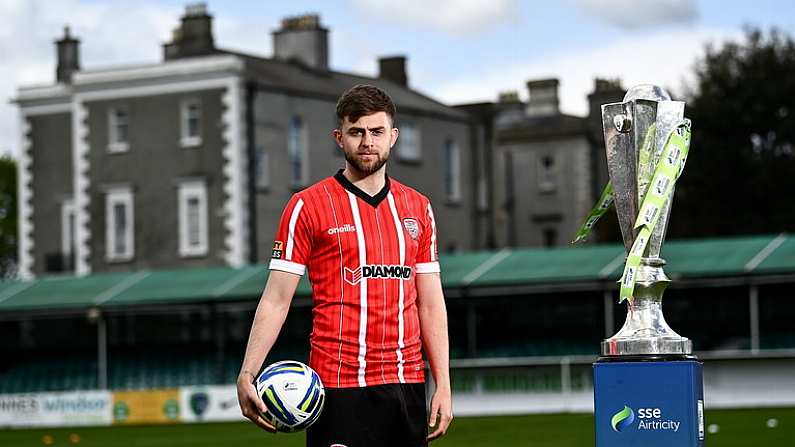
[{"x1": 335, "y1": 84, "x2": 396, "y2": 125}]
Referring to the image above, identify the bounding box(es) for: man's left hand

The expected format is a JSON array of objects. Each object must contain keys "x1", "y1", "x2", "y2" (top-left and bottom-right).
[{"x1": 427, "y1": 386, "x2": 453, "y2": 441}]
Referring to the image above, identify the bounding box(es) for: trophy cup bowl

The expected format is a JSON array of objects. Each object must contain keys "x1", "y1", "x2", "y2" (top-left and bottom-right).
[{"x1": 600, "y1": 84, "x2": 693, "y2": 357}]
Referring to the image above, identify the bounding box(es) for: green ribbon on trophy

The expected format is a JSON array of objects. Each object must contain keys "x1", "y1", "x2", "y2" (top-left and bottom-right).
[{"x1": 573, "y1": 119, "x2": 692, "y2": 304}]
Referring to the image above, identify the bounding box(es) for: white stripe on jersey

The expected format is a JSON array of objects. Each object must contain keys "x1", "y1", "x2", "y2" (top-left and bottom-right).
[
  {"x1": 286, "y1": 198, "x2": 304, "y2": 260},
  {"x1": 387, "y1": 193, "x2": 406, "y2": 383},
  {"x1": 323, "y1": 185, "x2": 346, "y2": 387},
  {"x1": 347, "y1": 191, "x2": 369, "y2": 387},
  {"x1": 427, "y1": 202, "x2": 437, "y2": 262}
]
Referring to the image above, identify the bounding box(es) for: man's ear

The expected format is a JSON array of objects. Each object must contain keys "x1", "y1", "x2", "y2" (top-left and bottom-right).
[
  {"x1": 332, "y1": 129, "x2": 343, "y2": 147},
  {"x1": 390, "y1": 127, "x2": 400, "y2": 148}
]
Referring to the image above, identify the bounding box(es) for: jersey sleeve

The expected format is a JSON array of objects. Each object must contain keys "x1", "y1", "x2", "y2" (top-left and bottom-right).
[
  {"x1": 415, "y1": 199, "x2": 440, "y2": 274},
  {"x1": 269, "y1": 194, "x2": 314, "y2": 276}
]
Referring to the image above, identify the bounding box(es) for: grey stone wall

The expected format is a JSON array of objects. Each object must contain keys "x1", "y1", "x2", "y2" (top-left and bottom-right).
[
  {"x1": 494, "y1": 136, "x2": 592, "y2": 247},
  {"x1": 250, "y1": 90, "x2": 476, "y2": 264},
  {"x1": 84, "y1": 88, "x2": 227, "y2": 272},
  {"x1": 29, "y1": 113, "x2": 73, "y2": 275}
]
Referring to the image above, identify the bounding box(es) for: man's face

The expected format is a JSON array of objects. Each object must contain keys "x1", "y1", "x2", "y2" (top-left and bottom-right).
[{"x1": 334, "y1": 111, "x2": 399, "y2": 176}]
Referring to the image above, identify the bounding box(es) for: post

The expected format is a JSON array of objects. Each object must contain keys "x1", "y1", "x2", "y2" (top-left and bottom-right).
[
  {"x1": 561, "y1": 356, "x2": 571, "y2": 396},
  {"x1": 749, "y1": 285, "x2": 760, "y2": 354},
  {"x1": 97, "y1": 313, "x2": 108, "y2": 389},
  {"x1": 603, "y1": 290, "x2": 614, "y2": 339},
  {"x1": 467, "y1": 302, "x2": 478, "y2": 357}
]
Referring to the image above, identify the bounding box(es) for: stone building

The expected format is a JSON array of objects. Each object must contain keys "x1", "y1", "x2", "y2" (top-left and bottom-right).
[{"x1": 14, "y1": 5, "x2": 480, "y2": 278}]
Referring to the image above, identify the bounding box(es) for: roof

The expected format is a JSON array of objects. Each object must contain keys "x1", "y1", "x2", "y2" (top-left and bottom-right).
[
  {"x1": 496, "y1": 113, "x2": 588, "y2": 144},
  {"x1": 16, "y1": 50, "x2": 470, "y2": 122},
  {"x1": 234, "y1": 51, "x2": 470, "y2": 122},
  {"x1": 0, "y1": 234, "x2": 793, "y2": 314}
]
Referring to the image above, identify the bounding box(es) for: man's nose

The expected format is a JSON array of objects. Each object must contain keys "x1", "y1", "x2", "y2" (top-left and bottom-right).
[{"x1": 361, "y1": 130, "x2": 374, "y2": 147}]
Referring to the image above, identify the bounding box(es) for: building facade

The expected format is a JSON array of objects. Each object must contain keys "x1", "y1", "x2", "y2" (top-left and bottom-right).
[
  {"x1": 457, "y1": 78, "x2": 626, "y2": 249},
  {"x1": 15, "y1": 5, "x2": 479, "y2": 278}
]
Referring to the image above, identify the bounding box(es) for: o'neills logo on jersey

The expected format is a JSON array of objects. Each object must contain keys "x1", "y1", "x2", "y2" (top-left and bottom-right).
[
  {"x1": 344, "y1": 264, "x2": 412, "y2": 285},
  {"x1": 327, "y1": 224, "x2": 356, "y2": 235}
]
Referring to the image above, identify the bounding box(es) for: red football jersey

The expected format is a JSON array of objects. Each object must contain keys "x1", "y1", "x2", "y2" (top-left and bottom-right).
[{"x1": 269, "y1": 170, "x2": 440, "y2": 388}]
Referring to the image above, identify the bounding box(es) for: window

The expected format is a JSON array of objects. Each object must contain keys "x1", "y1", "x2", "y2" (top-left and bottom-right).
[
  {"x1": 538, "y1": 154, "x2": 557, "y2": 193},
  {"x1": 288, "y1": 116, "x2": 309, "y2": 187},
  {"x1": 180, "y1": 98, "x2": 202, "y2": 147},
  {"x1": 178, "y1": 180, "x2": 208, "y2": 257},
  {"x1": 255, "y1": 145, "x2": 270, "y2": 190},
  {"x1": 105, "y1": 187, "x2": 134, "y2": 261},
  {"x1": 61, "y1": 199, "x2": 75, "y2": 270},
  {"x1": 397, "y1": 122, "x2": 421, "y2": 162},
  {"x1": 108, "y1": 107, "x2": 129, "y2": 153},
  {"x1": 444, "y1": 138, "x2": 461, "y2": 202}
]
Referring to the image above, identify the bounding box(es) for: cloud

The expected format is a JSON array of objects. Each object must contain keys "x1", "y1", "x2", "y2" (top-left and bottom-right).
[
  {"x1": 352, "y1": 0, "x2": 519, "y2": 34},
  {"x1": 0, "y1": 0, "x2": 269, "y2": 158},
  {"x1": 572, "y1": 0, "x2": 699, "y2": 30},
  {"x1": 0, "y1": 0, "x2": 181, "y2": 157},
  {"x1": 433, "y1": 27, "x2": 740, "y2": 116}
]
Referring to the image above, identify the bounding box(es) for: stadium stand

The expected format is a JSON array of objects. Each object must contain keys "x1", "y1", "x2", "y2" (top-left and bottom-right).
[{"x1": 1, "y1": 234, "x2": 794, "y2": 394}]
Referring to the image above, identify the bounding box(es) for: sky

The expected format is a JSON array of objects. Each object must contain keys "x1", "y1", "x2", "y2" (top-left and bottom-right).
[{"x1": 2, "y1": 0, "x2": 795, "y2": 158}]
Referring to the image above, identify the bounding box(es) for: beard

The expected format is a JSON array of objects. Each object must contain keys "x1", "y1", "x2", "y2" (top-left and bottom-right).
[{"x1": 344, "y1": 150, "x2": 389, "y2": 176}]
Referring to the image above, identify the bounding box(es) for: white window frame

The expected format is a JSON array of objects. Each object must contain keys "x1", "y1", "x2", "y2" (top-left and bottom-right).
[
  {"x1": 444, "y1": 138, "x2": 462, "y2": 202},
  {"x1": 537, "y1": 153, "x2": 557, "y2": 193},
  {"x1": 180, "y1": 98, "x2": 202, "y2": 147},
  {"x1": 105, "y1": 187, "x2": 134, "y2": 262},
  {"x1": 397, "y1": 122, "x2": 421, "y2": 162},
  {"x1": 108, "y1": 106, "x2": 130, "y2": 153},
  {"x1": 61, "y1": 198, "x2": 75, "y2": 266},
  {"x1": 178, "y1": 179, "x2": 209, "y2": 257},
  {"x1": 288, "y1": 116, "x2": 309, "y2": 187}
]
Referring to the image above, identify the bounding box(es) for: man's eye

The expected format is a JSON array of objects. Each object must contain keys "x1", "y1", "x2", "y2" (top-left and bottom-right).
[{"x1": 371, "y1": 130, "x2": 383, "y2": 136}]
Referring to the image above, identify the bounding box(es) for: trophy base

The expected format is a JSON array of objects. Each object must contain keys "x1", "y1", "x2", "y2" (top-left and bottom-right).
[
  {"x1": 594, "y1": 359, "x2": 705, "y2": 446},
  {"x1": 601, "y1": 336, "x2": 692, "y2": 356}
]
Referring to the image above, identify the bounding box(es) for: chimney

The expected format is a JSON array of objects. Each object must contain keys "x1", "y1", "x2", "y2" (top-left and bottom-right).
[
  {"x1": 55, "y1": 26, "x2": 80, "y2": 84},
  {"x1": 587, "y1": 78, "x2": 624, "y2": 121},
  {"x1": 526, "y1": 78, "x2": 559, "y2": 117},
  {"x1": 163, "y1": 3, "x2": 215, "y2": 60},
  {"x1": 272, "y1": 14, "x2": 329, "y2": 71},
  {"x1": 494, "y1": 90, "x2": 525, "y2": 128},
  {"x1": 497, "y1": 91, "x2": 521, "y2": 103},
  {"x1": 378, "y1": 56, "x2": 407, "y2": 86}
]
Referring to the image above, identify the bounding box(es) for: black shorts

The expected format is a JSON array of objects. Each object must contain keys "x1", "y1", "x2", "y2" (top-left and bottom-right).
[{"x1": 306, "y1": 382, "x2": 427, "y2": 447}]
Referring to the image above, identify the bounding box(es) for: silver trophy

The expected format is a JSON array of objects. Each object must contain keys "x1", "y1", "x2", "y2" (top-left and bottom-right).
[{"x1": 601, "y1": 85, "x2": 692, "y2": 356}]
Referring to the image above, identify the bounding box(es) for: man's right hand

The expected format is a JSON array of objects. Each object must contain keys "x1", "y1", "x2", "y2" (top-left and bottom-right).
[{"x1": 236, "y1": 372, "x2": 277, "y2": 433}]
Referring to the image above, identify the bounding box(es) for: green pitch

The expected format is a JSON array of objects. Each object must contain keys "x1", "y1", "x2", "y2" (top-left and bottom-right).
[{"x1": 1, "y1": 408, "x2": 791, "y2": 446}]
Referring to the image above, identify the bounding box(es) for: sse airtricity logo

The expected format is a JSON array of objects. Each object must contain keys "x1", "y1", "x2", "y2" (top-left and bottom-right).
[{"x1": 611, "y1": 405, "x2": 635, "y2": 432}]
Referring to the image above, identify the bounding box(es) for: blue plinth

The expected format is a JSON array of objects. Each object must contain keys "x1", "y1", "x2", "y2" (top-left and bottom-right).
[{"x1": 594, "y1": 360, "x2": 704, "y2": 447}]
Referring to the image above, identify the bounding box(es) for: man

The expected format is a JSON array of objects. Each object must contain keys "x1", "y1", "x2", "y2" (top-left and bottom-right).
[{"x1": 237, "y1": 84, "x2": 452, "y2": 446}]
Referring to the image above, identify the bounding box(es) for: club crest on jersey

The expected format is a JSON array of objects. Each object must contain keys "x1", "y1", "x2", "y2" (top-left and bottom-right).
[
  {"x1": 272, "y1": 241, "x2": 283, "y2": 259},
  {"x1": 403, "y1": 218, "x2": 420, "y2": 240},
  {"x1": 344, "y1": 264, "x2": 413, "y2": 285}
]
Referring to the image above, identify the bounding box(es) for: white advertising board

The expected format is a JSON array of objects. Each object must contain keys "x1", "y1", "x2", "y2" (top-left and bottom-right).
[
  {"x1": 0, "y1": 390, "x2": 112, "y2": 428},
  {"x1": 180, "y1": 385, "x2": 246, "y2": 423}
]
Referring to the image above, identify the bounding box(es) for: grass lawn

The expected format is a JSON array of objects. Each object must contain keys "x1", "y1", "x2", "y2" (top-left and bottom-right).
[{"x1": 0, "y1": 407, "x2": 791, "y2": 446}]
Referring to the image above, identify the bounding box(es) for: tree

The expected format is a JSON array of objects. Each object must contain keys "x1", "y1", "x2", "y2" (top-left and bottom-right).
[
  {"x1": 0, "y1": 156, "x2": 17, "y2": 278},
  {"x1": 669, "y1": 27, "x2": 795, "y2": 239}
]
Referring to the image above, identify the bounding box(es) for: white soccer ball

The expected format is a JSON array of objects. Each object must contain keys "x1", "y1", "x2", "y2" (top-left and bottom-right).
[{"x1": 255, "y1": 360, "x2": 325, "y2": 432}]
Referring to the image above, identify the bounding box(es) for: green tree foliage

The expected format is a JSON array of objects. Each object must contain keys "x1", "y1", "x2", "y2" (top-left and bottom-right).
[
  {"x1": 669, "y1": 28, "x2": 795, "y2": 238},
  {"x1": 0, "y1": 156, "x2": 17, "y2": 277}
]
